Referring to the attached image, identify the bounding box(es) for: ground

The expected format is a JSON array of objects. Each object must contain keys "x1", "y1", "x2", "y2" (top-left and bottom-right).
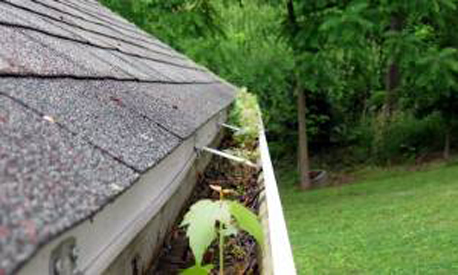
[{"x1": 278, "y1": 161, "x2": 458, "y2": 274}]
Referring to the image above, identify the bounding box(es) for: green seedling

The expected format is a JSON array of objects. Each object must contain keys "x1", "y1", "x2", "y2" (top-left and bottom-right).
[{"x1": 180, "y1": 185, "x2": 263, "y2": 275}]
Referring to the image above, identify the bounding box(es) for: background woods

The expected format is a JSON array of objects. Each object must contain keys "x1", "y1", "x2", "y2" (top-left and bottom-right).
[
  {"x1": 103, "y1": 0, "x2": 458, "y2": 180},
  {"x1": 99, "y1": 2, "x2": 458, "y2": 273}
]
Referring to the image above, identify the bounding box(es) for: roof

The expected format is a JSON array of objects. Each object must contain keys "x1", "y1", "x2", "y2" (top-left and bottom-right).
[{"x1": 0, "y1": 0, "x2": 236, "y2": 273}]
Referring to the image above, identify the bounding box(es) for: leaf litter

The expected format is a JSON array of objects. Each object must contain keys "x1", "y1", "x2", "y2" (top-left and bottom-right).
[{"x1": 150, "y1": 135, "x2": 263, "y2": 275}]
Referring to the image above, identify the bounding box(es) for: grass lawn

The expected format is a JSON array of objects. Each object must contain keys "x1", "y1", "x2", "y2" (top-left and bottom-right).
[{"x1": 278, "y1": 162, "x2": 458, "y2": 274}]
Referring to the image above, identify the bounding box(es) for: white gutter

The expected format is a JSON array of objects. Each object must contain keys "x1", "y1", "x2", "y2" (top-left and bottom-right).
[
  {"x1": 17, "y1": 111, "x2": 228, "y2": 275},
  {"x1": 16, "y1": 107, "x2": 296, "y2": 275},
  {"x1": 258, "y1": 119, "x2": 297, "y2": 275}
]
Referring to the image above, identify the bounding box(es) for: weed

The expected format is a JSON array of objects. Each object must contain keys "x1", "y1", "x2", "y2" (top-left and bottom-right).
[{"x1": 180, "y1": 185, "x2": 263, "y2": 275}]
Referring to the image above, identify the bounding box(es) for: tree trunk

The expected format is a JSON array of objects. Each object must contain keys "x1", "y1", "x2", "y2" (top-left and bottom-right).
[
  {"x1": 287, "y1": 0, "x2": 312, "y2": 190},
  {"x1": 297, "y1": 83, "x2": 312, "y2": 190},
  {"x1": 444, "y1": 127, "x2": 451, "y2": 160},
  {"x1": 384, "y1": 14, "x2": 403, "y2": 118},
  {"x1": 384, "y1": 62, "x2": 399, "y2": 117}
]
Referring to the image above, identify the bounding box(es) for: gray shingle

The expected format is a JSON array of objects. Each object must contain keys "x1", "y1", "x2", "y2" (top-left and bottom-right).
[
  {"x1": 0, "y1": 20, "x2": 208, "y2": 81},
  {"x1": 0, "y1": 3, "x2": 88, "y2": 42},
  {"x1": 82, "y1": 81, "x2": 234, "y2": 139},
  {"x1": 25, "y1": 30, "x2": 134, "y2": 79},
  {"x1": 82, "y1": 81, "x2": 200, "y2": 138},
  {"x1": 0, "y1": 78, "x2": 182, "y2": 172},
  {"x1": 3, "y1": 0, "x2": 194, "y2": 66},
  {"x1": 60, "y1": 0, "x2": 174, "y2": 49},
  {"x1": 0, "y1": 26, "x2": 90, "y2": 76},
  {"x1": 139, "y1": 83, "x2": 235, "y2": 134},
  {"x1": 69, "y1": 0, "x2": 139, "y2": 30},
  {"x1": 0, "y1": 94, "x2": 139, "y2": 274},
  {"x1": 110, "y1": 52, "x2": 170, "y2": 81},
  {"x1": 0, "y1": 0, "x2": 237, "y2": 273}
]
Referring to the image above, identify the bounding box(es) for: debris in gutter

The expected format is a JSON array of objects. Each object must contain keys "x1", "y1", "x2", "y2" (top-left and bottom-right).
[{"x1": 151, "y1": 134, "x2": 262, "y2": 275}]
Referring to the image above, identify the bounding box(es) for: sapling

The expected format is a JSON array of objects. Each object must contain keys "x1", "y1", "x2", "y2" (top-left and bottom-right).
[{"x1": 180, "y1": 185, "x2": 263, "y2": 275}]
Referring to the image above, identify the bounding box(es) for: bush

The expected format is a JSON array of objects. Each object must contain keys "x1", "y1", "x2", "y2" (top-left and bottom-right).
[{"x1": 352, "y1": 113, "x2": 446, "y2": 165}]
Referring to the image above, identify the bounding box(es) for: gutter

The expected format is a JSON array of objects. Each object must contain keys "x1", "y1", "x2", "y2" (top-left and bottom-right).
[
  {"x1": 17, "y1": 110, "x2": 228, "y2": 275},
  {"x1": 15, "y1": 102, "x2": 297, "y2": 275},
  {"x1": 258, "y1": 119, "x2": 297, "y2": 275}
]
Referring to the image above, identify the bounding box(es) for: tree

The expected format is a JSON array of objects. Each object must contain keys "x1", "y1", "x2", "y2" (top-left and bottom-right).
[
  {"x1": 102, "y1": 0, "x2": 458, "y2": 166},
  {"x1": 285, "y1": 0, "x2": 312, "y2": 190},
  {"x1": 101, "y1": 0, "x2": 224, "y2": 51},
  {"x1": 283, "y1": 0, "x2": 373, "y2": 189},
  {"x1": 374, "y1": 1, "x2": 457, "y2": 117},
  {"x1": 414, "y1": 48, "x2": 458, "y2": 159},
  {"x1": 396, "y1": 1, "x2": 458, "y2": 159}
]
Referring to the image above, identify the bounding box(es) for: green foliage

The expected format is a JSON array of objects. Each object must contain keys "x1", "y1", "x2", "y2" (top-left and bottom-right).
[
  {"x1": 227, "y1": 88, "x2": 262, "y2": 162},
  {"x1": 102, "y1": 0, "x2": 299, "y2": 158},
  {"x1": 343, "y1": 113, "x2": 446, "y2": 165},
  {"x1": 180, "y1": 198, "x2": 263, "y2": 273},
  {"x1": 102, "y1": 0, "x2": 458, "y2": 164},
  {"x1": 228, "y1": 88, "x2": 260, "y2": 148},
  {"x1": 416, "y1": 48, "x2": 458, "y2": 90},
  {"x1": 373, "y1": 114, "x2": 446, "y2": 164},
  {"x1": 181, "y1": 265, "x2": 214, "y2": 275},
  {"x1": 180, "y1": 200, "x2": 231, "y2": 267},
  {"x1": 101, "y1": 0, "x2": 223, "y2": 51},
  {"x1": 412, "y1": 47, "x2": 458, "y2": 124},
  {"x1": 228, "y1": 201, "x2": 264, "y2": 245},
  {"x1": 280, "y1": 0, "x2": 458, "y2": 163}
]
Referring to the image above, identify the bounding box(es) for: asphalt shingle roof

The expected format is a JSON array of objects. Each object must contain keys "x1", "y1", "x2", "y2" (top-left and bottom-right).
[{"x1": 0, "y1": 0, "x2": 236, "y2": 273}]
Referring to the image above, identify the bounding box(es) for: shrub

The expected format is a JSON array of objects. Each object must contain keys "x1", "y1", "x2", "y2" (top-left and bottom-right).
[{"x1": 352, "y1": 112, "x2": 446, "y2": 165}]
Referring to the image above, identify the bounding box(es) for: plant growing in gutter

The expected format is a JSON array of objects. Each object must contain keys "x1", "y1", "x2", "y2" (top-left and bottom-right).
[
  {"x1": 180, "y1": 185, "x2": 264, "y2": 275},
  {"x1": 228, "y1": 88, "x2": 261, "y2": 162}
]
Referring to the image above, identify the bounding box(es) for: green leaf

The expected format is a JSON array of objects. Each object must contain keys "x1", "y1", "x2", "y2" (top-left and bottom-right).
[
  {"x1": 228, "y1": 201, "x2": 264, "y2": 246},
  {"x1": 181, "y1": 264, "x2": 214, "y2": 275},
  {"x1": 180, "y1": 200, "x2": 230, "y2": 266},
  {"x1": 221, "y1": 223, "x2": 239, "y2": 237}
]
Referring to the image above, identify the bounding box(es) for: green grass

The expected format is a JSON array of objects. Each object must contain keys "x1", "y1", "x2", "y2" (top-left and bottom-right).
[{"x1": 278, "y1": 162, "x2": 458, "y2": 274}]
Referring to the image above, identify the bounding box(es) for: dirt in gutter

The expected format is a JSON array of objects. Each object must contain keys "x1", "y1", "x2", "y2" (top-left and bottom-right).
[{"x1": 149, "y1": 135, "x2": 262, "y2": 275}]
